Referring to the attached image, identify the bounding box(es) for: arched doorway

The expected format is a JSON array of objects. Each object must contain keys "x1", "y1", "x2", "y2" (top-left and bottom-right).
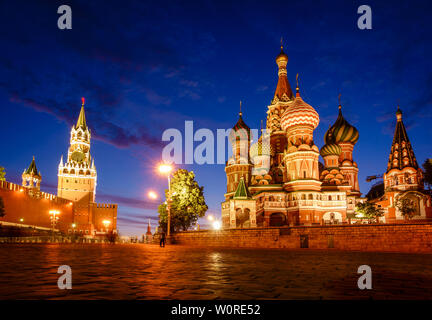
[
  {"x1": 323, "y1": 212, "x2": 342, "y2": 224},
  {"x1": 397, "y1": 191, "x2": 425, "y2": 218},
  {"x1": 269, "y1": 212, "x2": 286, "y2": 227},
  {"x1": 236, "y1": 208, "x2": 250, "y2": 228}
]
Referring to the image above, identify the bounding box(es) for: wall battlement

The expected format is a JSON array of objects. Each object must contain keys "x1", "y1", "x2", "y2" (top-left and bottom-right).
[
  {"x1": 0, "y1": 180, "x2": 70, "y2": 204},
  {"x1": 94, "y1": 203, "x2": 117, "y2": 209}
]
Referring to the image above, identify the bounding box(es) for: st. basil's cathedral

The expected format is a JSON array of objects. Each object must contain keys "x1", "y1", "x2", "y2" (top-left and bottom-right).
[{"x1": 221, "y1": 46, "x2": 432, "y2": 229}]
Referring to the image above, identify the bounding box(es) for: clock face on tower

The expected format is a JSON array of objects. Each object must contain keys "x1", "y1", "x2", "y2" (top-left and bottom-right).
[{"x1": 71, "y1": 151, "x2": 85, "y2": 163}]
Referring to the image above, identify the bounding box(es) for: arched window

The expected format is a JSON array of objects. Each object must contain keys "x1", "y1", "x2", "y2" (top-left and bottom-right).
[{"x1": 269, "y1": 212, "x2": 286, "y2": 227}]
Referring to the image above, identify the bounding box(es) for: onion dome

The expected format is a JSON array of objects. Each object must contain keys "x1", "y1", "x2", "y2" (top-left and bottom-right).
[
  {"x1": 250, "y1": 136, "x2": 274, "y2": 158},
  {"x1": 229, "y1": 101, "x2": 251, "y2": 143},
  {"x1": 281, "y1": 92, "x2": 319, "y2": 131},
  {"x1": 320, "y1": 143, "x2": 342, "y2": 157},
  {"x1": 276, "y1": 46, "x2": 288, "y2": 64},
  {"x1": 325, "y1": 104, "x2": 359, "y2": 145}
]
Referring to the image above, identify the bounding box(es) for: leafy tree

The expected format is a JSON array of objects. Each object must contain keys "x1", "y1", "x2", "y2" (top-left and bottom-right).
[
  {"x1": 158, "y1": 169, "x2": 208, "y2": 232},
  {"x1": 422, "y1": 159, "x2": 432, "y2": 190},
  {"x1": 396, "y1": 198, "x2": 417, "y2": 220},
  {"x1": 0, "y1": 166, "x2": 5, "y2": 181},
  {"x1": 355, "y1": 201, "x2": 384, "y2": 223},
  {"x1": 0, "y1": 197, "x2": 4, "y2": 218}
]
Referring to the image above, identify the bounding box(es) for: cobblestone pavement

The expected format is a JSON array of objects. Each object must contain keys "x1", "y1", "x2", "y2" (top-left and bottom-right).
[{"x1": 0, "y1": 244, "x2": 431, "y2": 299}]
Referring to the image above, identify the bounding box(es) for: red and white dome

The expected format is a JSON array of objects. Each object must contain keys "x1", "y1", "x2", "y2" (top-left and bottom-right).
[{"x1": 281, "y1": 96, "x2": 319, "y2": 130}]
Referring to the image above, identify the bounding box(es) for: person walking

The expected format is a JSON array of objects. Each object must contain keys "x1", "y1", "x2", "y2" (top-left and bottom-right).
[{"x1": 160, "y1": 231, "x2": 166, "y2": 247}]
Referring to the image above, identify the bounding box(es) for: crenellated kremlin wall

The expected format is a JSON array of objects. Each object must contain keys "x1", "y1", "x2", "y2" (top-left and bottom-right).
[
  {"x1": 172, "y1": 224, "x2": 432, "y2": 253},
  {"x1": 0, "y1": 180, "x2": 117, "y2": 235},
  {"x1": 0, "y1": 180, "x2": 74, "y2": 232}
]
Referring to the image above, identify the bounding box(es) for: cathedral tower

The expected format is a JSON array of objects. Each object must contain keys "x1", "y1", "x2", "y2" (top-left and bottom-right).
[
  {"x1": 57, "y1": 98, "x2": 97, "y2": 203},
  {"x1": 281, "y1": 85, "x2": 321, "y2": 191},
  {"x1": 266, "y1": 45, "x2": 292, "y2": 169},
  {"x1": 225, "y1": 103, "x2": 252, "y2": 197},
  {"x1": 384, "y1": 106, "x2": 422, "y2": 191},
  {"x1": 379, "y1": 106, "x2": 431, "y2": 221},
  {"x1": 324, "y1": 103, "x2": 360, "y2": 195}
]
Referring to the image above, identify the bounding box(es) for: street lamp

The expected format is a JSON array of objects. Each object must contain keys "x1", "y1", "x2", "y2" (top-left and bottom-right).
[
  {"x1": 49, "y1": 210, "x2": 60, "y2": 233},
  {"x1": 158, "y1": 163, "x2": 173, "y2": 238},
  {"x1": 148, "y1": 190, "x2": 158, "y2": 200},
  {"x1": 212, "y1": 220, "x2": 222, "y2": 230},
  {"x1": 102, "y1": 220, "x2": 111, "y2": 233}
]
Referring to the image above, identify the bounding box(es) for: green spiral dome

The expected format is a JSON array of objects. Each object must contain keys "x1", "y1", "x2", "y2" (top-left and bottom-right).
[
  {"x1": 320, "y1": 143, "x2": 342, "y2": 157},
  {"x1": 324, "y1": 106, "x2": 359, "y2": 145}
]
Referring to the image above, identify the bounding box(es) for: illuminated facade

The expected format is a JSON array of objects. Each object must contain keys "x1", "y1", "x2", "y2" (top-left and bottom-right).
[
  {"x1": 0, "y1": 99, "x2": 118, "y2": 237},
  {"x1": 222, "y1": 46, "x2": 363, "y2": 228},
  {"x1": 58, "y1": 98, "x2": 97, "y2": 203},
  {"x1": 373, "y1": 107, "x2": 432, "y2": 221},
  {"x1": 57, "y1": 98, "x2": 117, "y2": 236}
]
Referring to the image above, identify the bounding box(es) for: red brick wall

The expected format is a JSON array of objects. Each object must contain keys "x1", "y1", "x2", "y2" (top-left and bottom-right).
[
  {"x1": 172, "y1": 223, "x2": 432, "y2": 253},
  {"x1": 0, "y1": 181, "x2": 74, "y2": 233},
  {"x1": 92, "y1": 203, "x2": 118, "y2": 232}
]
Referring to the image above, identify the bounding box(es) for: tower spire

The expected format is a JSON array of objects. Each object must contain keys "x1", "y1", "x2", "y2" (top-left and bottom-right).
[
  {"x1": 295, "y1": 73, "x2": 300, "y2": 97},
  {"x1": 338, "y1": 93, "x2": 342, "y2": 111},
  {"x1": 239, "y1": 100, "x2": 242, "y2": 116},
  {"x1": 387, "y1": 105, "x2": 417, "y2": 172},
  {"x1": 76, "y1": 97, "x2": 87, "y2": 129},
  {"x1": 273, "y1": 42, "x2": 293, "y2": 102}
]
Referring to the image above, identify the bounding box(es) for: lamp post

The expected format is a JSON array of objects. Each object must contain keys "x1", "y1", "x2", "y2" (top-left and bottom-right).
[
  {"x1": 102, "y1": 220, "x2": 111, "y2": 233},
  {"x1": 158, "y1": 164, "x2": 173, "y2": 239},
  {"x1": 49, "y1": 210, "x2": 60, "y2": 236}
]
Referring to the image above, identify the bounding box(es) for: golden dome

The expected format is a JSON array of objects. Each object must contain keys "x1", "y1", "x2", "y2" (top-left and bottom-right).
[{"x1": 250, "y1": 136, "x2": 274, "y2": 158}]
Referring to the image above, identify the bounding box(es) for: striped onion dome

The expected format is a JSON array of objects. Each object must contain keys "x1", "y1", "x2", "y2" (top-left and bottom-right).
[
  {"x1": 325, "y1": 105, "x2": 359, "y2": 145},
  {"x1": 229, "y1": 112, "x2": 251, "y2": 144},
  {"x1": 280, "y1": 95, "x2": 319, "y2": 130},
  {"x1": 250, "y1": 136, "x2": 274, "y2": 158},
  {"x1": 320, "y1": 143, "x2": 342, "y2": 157}
]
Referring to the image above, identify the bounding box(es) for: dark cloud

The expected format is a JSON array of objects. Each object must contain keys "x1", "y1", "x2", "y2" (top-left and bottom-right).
[
  {"x1": 97, "y1": 193, "x2": 159, "y2": 210},
  {"x1": 117, "y1": 214, "x2": 159, "y2": 227}
]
